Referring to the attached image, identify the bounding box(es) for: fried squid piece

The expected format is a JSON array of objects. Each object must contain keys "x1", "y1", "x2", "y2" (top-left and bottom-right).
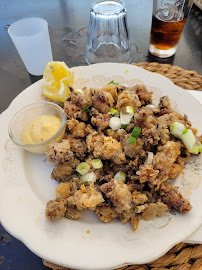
[
  {"x1": 91, "y1": 88, "x2": 114, "y2": 114},
  {"x1": 67, "y1": 119, "x2": 86, "y2": 138},
  {"x1": 100, "y1": 179, "x2": 132, "y2": 213},
  {"x1": 68, "y1": 184, "x2": 104, "y2": 210},
  {"x1": 160, "y1": 182, "x2": 192, "y2": 213},
  {"x1": 116, "y1": 88, "x2": 141, "y2": 114},
  {"x1": 46, "y1": 199, "x2": 67, "y2": 221},
  {"x1": 91, "y1": 108, "x2": 110, "y2": 131},
  {"x1": 132, "y1": 84, "x2": 153, "y2": 106},
  {"x1": 95, "y1": 204, "x2": 118, "y2": 222}
]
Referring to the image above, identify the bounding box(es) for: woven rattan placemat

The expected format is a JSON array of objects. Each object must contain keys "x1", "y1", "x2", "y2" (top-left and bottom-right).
[{"x1": 43, "y1": 63, "x2": 202, "y2": 270}]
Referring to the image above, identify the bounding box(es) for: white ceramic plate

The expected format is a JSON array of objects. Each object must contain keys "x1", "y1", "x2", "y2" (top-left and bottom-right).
[{"x1": 0, "y1": 63, "x2": 202, "y2": 270}]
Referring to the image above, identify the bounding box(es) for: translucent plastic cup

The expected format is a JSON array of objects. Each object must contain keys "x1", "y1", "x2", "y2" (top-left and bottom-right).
[{"x1": 8, "y1": 18, "x2": 53, "y2": 75}]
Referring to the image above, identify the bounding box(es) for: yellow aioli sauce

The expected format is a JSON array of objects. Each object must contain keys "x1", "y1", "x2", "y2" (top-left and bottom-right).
[{"x1": 22, "y1": 115, "x2": 61, "y2": 144}]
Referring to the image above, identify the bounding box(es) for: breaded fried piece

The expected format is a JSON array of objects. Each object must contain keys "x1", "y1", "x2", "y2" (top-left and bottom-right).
[
  {"x1": 137, "y1": 165, "x2": 159, "y2": 185},
  {"x1": 160, "y1": 182, "x2": 192, "y2": 213},
  {"x1": 100, "y1": 180, "x2": 132, "y2": 213},
  {"x1": 91, "y1": 88, "x2": 114, "y2": 114},
  {"x1": 56, "y1": 182, "x2": 74, "y2": 199},
  {"x1": 46, "y1": 199, "x2": 67, "y2": 221},
  {"x1": 64, "y1": 101, "x2": 80, "y2": 119},
  {"x1": 116, "y1": 89, "x2": 141, "y2": 113},
  {"x1": 158, "y1": 96, "x2": 172, "y2": 115},
  {"x1": 91, "y1": 108, "x2": 110, "y2": 131},
  {"x1": 137, "y1": 202, "x2": 168, "y2": 221},
  {"x1": 101, "y1": 137, "x2": 126, "y2": 164},
  {"x1": 95, "y1": 204, "x2": 118, "y2": 222},
  {"x1": 67, "y1": 119, "x2": 86, "y2": 138},
  {"x1": 46, "y1": 140, "x2": 74, "y2": 163},
  {"x1": 119, "y1": 131, "x2": 145, "y2": 159},
  {"x1": 71, "y1": 91, "x2": 92, "y2": 109},
  {"x1": 86, "y1": 132, "x2": 104, "y2": 157},
  {"x1": 153, "y1": 141, "x2": 181, "y2": 172},
  {"x1": 67, "y1": 136, "x2": 87, "y2": 159},
  {"x1": 68, "y1": 184, "x2": 104, "y2": 210},
  {"x1": 65, "y1": 203, "x2": 81, "y2": 220},
  {"x1": 132, "y1": 190, "x2": 148, "y2": 205},
  {"x1": 136, "y1": 106, "x2": 160, "y2": 146},
  {"x1": 100, "y1": 84, "x2": 122, "y2": 101},
  {"x1": 52, "y1": 162, "x2": 74, "y2": 183},
  {"x1": 132, "y1": 84, "x2": 153, "y2": 106}
]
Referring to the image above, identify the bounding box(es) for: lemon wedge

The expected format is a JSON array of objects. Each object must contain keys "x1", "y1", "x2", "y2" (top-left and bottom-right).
[{"x1": 42, "y1": 61, "x2": 74, "y2": 102}]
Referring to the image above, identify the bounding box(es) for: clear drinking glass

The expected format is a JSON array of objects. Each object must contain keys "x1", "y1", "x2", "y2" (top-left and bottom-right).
[
  {"x1": 86, "y1": 0, "x2": 131, "y2": 64},
  {"x1": 149, "y1": 0, "x2": 193, "y2": 58},
  {"x1": 8, "y1": 18, "x2": 53, "y2": 75}
]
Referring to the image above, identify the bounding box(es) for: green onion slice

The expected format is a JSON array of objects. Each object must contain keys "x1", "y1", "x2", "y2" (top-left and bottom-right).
[
  {"x1": 109, "y1": 108, "x2": 119, "y2": 116},
  {"x1": 81, "y1": 105, "x2": 92, "y2": 112},
  {"x1": 170, "y1": 122, "x2": 186, "y2": 138},
  {"x1": 121, "y1": 124, "x2": 126, "y2": 129},
  {"x1": 91, "y1": 159, "x2": 103, "y2": 169},
  {"x1": 131, "y1": 126, "x2": 141, "y2": 137},
  {"x1": 129, "y1": 136, "x2": 136, "y2": 145},
  {"x1": 75, "y1": 89, "x2": 84, "y2": 95},
  {"x1": 120, "y1": 111, "x2": 133, "y2": 125},
  {"x1": 114, "y1": 171, "x2": 126, "y2": 182},
  {"x1": 108, "y1": 81, "x2": 119, "y2": 85},
  {"x1": 180, "y1": 129, "x2": 196, "y2": 153},
  {"x1": 126, "y1": 106, "x2": 134, "y2": 116},
  {"x1": 76, "y1": 162, "x2": 90, "y2": 175},
  {"x1": 80, "y1": 172, "x2": 97, "y2": 183}
]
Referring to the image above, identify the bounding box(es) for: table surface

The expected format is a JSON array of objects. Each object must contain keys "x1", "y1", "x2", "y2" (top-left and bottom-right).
[{"x1": 0, "y1": 0, "x2": 201, "y2": 269}]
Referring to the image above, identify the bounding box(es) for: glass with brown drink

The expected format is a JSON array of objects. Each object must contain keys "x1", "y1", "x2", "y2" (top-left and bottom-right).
[{"x1": 149, "y1": 0, "x2": 193, "y2": 58}]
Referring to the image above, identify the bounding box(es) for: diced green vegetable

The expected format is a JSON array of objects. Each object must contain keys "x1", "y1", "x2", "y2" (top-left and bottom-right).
[
  {"x1": 121, "y1": 124, "x2": 126, "y2": 129},
  {"x1": 108, "y1": 81, "x2": 119, "y2": 85},
  {"x1": 80, "y1": 172, "x2": 97, "y2": 183},
  {"x1": 76, "y1": 162, "x2": 90, "y2": 175},
  {"x1": 129, "y1": 136, "x2": 136, "y2": 145},
  {"x1": 114, "y1": 171, "x2": 126, "y2": 182},
  {"x1": 109, "y1": 108, "x2": 119, "y2": 116},
  {"x1": 170, "y1": 122, "x2": 186, "y2": 138},
  {"x1": 189, "y1": 144, "x2": 202, "y2": 154},
  {"x1": 180, "y1": 129, "x2": 196, "y2": 152},
  {"x1": 81, "y1": 105, "x2": 92, "y2": 112},
  {"x1": 120, "y1": 111, "x2": 133, "y2": 125},
  {"x1": 91, "y1": 159, "x2": 103, "y2": 169},
  {"x1": 126, "y1": 106, "x2": 134, "y2": 116},
  {"x1": 131, "y1": 126, "x2": 141, "y2": 138}
]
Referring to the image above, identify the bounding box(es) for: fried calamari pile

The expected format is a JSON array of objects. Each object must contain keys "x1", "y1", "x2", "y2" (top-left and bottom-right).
[{"x1": 45, "y1": 84, "x2": 201, "y2": 230}]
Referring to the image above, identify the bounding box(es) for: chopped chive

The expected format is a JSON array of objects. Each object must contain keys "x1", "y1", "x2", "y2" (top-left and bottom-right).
[
  {"x1": 91, "y1": 159, "x2": 103, "y2": 169},
  {"x1": 109, "y1": 108, "x2": 119, "y2": 116},
  {"x1": 108, "y1": 81, "x2": 119, "y2": 85},
  {"x1": 125, "y1": 70, "x2": 128, "y2": 73},
  {"x1": 129, "y1": 136, "x2": 136, "y2": 145},
  {"x1": 126, "y1": 106, "x2": 134, "y2": 116},
  {"x1": 131, "y1": 126, "x2": 141, "y2": 137},
  {"x1": 121, "y1": 124, "x2": 126, "y2": 129},
  {"x1": 81, "y1": 105, "x2": 92, "y2": 112},
  {"x1": 76, "y1": 162, "x2": 90, "y2": 175}
]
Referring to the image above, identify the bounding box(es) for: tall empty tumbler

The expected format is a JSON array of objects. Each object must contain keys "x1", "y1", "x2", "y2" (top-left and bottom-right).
[
  {"x1": 86, "y1": 0, "x2": 131, "y2": 64},
  {"x1": 8, "y1": 18, "x2": 53, "y2": 75}
]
